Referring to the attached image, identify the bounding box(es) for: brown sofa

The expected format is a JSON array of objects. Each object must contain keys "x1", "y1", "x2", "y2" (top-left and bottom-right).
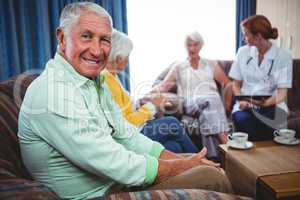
[
  {"x1": 0, "y1": 73, "x2": 254, "y2": 199},
  {"x1": 153, "y1": 59, "x2": 300, "y2": 147}
]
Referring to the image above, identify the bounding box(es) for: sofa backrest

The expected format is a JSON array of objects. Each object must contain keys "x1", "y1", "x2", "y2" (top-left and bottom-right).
[
  {"x1": 0, "y1": 73, "x2": 39, "y2": 179},
  {"x1": 288, "y1": 59, "x2": 300, "y2": 111}
]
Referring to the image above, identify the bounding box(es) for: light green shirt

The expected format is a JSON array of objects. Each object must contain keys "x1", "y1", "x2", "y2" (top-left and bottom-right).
[{"x1": 18, "y1": 53, "x2": 164, "y2": 200}]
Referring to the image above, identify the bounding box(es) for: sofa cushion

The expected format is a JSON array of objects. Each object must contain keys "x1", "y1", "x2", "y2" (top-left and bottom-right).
[
  {"x1": 105, "y1": 189, "x2": 254, "y2": 200},
  {"x1": 0, "y1": 178, "x2": 59, "y2": 200}
]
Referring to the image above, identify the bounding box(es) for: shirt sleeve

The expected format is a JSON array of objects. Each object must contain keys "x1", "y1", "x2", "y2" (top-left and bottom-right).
[
  {"x1": 104, "y1": 73, "x2": 155, "y2": 127},
  {"x1": 229, "y1": 48, "x2": 243, "y2": 81},
  {"x1": 122, "y1": 99, "x2": 156, "y2": 127}
]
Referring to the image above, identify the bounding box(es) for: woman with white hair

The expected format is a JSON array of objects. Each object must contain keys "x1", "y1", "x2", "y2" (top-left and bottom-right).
[
  {"x1": 102, "y1": 30, "x2": 199, "y2": 153},
  {"x1": 156, "y1": 31, "x2": 231, "y2": 158}
]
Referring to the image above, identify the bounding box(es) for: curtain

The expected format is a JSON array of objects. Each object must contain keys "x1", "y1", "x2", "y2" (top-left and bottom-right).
[
  {"x1": 0, "y1": 0, "x2": 130, "y2": 91},
  {"x1": 236, "y1": 0, "x2": 256, "y2": 51}
]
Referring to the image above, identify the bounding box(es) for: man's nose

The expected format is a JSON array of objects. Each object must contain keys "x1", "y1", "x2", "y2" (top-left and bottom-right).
[{"x1": 90, "y1": 40, "x2": 102, "y2": 56}]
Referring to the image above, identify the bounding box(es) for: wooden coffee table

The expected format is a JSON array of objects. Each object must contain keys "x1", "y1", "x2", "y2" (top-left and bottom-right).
[{"x1": 219, "y1": 141, "x2": 300, "y2": 200}]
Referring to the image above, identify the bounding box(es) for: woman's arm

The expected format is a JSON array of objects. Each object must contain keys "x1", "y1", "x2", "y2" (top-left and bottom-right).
[
  {"x1": 252, "y1": 88, "x2": 288, "y2": 107},
  {"x1": 213, "y1": 62, "x2": 230, "y2": 86},
  {"x1": 153, "y1": 64, "x2": 178, "y2": 93},
  {"x1": 232, "y1": 80, "x2": 242, "y2": 96},
  {"x1": 213, "y1": 62, "x2": 233, "y2": 113}
]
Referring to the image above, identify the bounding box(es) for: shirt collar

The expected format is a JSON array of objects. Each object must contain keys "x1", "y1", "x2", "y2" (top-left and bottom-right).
[
  {"x1": 249, "y1": 43, "x2": 277, "y2": 60},
  {"x1": 54, "y1": 53, "x2": 105, "y2": 88}
]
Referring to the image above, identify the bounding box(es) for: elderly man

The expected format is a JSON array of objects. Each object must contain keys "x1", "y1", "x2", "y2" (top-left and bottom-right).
[{"x1": 18, "y1": 2, "x2": 232, "y2": 200}]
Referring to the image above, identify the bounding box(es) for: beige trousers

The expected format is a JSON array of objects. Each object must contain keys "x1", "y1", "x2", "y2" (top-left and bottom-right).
[
  {"x1": 109, "y1": 166, "x2": 233, "y2": 195},
  {"x1": 149, "y1": 166, "x2": 233, "y2": 194}
]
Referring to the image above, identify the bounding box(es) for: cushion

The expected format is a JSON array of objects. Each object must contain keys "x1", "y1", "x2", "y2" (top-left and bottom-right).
[
  {"x1": 0, "y1": 178, "x2": 59, "y2": 200},
  {"x1": 105, "y1": 189, "x2": 254, "y2": 200}
]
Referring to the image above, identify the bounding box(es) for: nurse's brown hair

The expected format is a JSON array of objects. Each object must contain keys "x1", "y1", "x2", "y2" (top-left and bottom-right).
[{"x1": 241, "y1": 15, "x2": 278, "y2": 40}]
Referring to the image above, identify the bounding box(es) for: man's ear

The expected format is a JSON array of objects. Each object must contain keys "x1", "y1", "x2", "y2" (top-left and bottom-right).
[{"x1": 56, "y1": 28, "x2": 66, "y2": 53}]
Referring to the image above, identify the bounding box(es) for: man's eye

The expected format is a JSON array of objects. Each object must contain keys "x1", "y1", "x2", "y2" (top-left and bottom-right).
[
  {"x1": 101, "y1": 38, "x2": 111, "y2": 45},
  {"x1": 82, "y1": 34, "x2": 92, "y2": 39}
]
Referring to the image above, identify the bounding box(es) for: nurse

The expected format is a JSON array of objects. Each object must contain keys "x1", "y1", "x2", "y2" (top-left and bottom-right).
[{"x1": 229, "y1": 15, "x2": 293, "y2": 141}]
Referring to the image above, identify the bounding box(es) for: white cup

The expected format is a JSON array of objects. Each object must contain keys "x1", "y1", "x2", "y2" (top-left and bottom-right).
[
  {"x1": 273, "y1": 129, "x2": 296, "y2": 141},
  {"x1": 228, "y1": 132, "x2": 248, "y2": 146}
]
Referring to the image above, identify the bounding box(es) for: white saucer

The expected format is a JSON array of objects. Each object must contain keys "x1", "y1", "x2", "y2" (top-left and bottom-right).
[
  {"x1": 274, "y1": 136, "x2": 300, "y2": 145},
  {"x1": 228, "y1": 141, "x2": 254, "y2": 149}
]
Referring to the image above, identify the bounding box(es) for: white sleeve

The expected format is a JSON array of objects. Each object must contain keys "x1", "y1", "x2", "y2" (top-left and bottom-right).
[{"x1": 229, "y1": 48, "x2": 243, "y2": 81}]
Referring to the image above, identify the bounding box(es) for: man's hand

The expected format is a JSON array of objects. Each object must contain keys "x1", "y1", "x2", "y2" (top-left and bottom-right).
[
  {"x1": 155, "y1": 147, "x2": 221, "y2": 184},
  {"x1": 187, "y1": 147, "x2": 220, "y2": 168},
  {"x1": 159, "y1": 150, "x2": 184, "y2": 160}
]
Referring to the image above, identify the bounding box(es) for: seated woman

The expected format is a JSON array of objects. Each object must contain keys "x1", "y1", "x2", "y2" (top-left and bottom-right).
[
  {"x1": 229, "y1": 15, "x2": 293, "y2": 141},
  {"x1": 155, "y1": 31, "x2": 230, "y2": 158},
  {"x1": 102, "y1": 30, "x2": 198, "y2": 153}
]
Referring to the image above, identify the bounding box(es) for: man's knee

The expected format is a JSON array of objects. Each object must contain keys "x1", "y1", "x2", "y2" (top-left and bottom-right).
[
  {"x1": 149, "y1": 166, "x2": 233, "y2": 194},
  {"x1": 192, "y1": 166, "x2": 233, "y2": 193}
]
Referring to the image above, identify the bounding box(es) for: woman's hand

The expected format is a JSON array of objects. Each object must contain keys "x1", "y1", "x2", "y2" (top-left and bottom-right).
[
  {"x1": 247, "y1": 98, "x2": 267, "y2": 107},
  {"x1": 239, "y1": 100, "x2": 252, "y2": 110}
]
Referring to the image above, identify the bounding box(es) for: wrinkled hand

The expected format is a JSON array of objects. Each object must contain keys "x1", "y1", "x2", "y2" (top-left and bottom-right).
[{"x1": 188, "y1": 147, "x2": 220, "y2": 169}]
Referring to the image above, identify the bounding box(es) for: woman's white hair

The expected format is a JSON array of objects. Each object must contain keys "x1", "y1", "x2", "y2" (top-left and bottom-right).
[
  {"x1": 185, "y1": 31, "x2": 205, "y2": 47},
  {"x1": 108, "y1": 30, "x2": 133, "y2": 62},
  {"x1": 59, "y1": 2, "x2": 113, "y2": 35}
]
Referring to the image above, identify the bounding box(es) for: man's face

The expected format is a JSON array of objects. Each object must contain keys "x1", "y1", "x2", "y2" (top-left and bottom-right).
[
  {"x1": 58, "y1": 12, "x2": 112, "y2": 79},
  {"x1": 186, "y1": 38, "x2": 201, "y2": 58}
]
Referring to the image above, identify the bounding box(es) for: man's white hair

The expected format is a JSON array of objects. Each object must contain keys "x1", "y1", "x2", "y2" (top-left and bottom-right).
[
  {"x1": 185, "y1": 31, "x2": 205, "y2": 47},
  {"x1": 108, "y1": 30, "x2": 133, "y2": 62},
  {"x1": 59, "y1": 2, "x2": 113, "y2": 34}
]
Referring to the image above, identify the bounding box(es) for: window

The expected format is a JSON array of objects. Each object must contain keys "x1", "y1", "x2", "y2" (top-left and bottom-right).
[{"x1": 127, "y1": 0, "x2": 236, "y2": 98}]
